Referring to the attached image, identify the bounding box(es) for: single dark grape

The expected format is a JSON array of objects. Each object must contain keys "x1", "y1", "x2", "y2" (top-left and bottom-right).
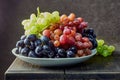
[
  {"x1": 55, "y1": 54, "x2": 60, "y2": 58},
  {"x1": 24, "y1": 38, "x2": 30, "y2": 45},
  {"x1": 68, "y1": 46, "x2": 77, "y2": 54},
  {"x1": 93, "y1": 34, "x2": 96, "y2": 38},
  {"x1": 21, "y1": 47, "x2": 29, "y2": 56},
  {"x1": 89, "y1": 28, "x2": 94, "y2": 35},
  {"x1": 27, "y1": 34, "x2": 37, "y2": 41},
  {"x1": 42, "y1": 50, "x2": 50, "y2": 58},
  {"x1": 89, "y1": 38, "x2": 97, "y2": 49},
  {"x1": 35, "y1": 46, "x2": 43, "y2": 54},
  {"x1": 48, "y1": 51, "x2": 55, "y2": 58},
  {"x1": 28, "y1": 51, "x2": 38, "y2": 58},
  {"x1": 43, "y1": 45, "x2": 51, "y2": 51},
  {"x1": 54, "y1": 47, "x2": 60, "y2": 53},
  {"x1": 48, "y1": 41, "x2": 55, "y2": 51},
  {"x1": 86, "y1": 28, "x2": 94, "y2": 35},
  {"x1": 36, "y1": 51, "x2": 43, "y2": 58},
  {"x1": 20, "y1": 35, "x2": 26, "y2": 40},
  {"x1": 67, "y1": 50, "x2": 75, "y2": 58},
  {"x1": 40, "y1": 36, "x2": 50, "y2": 45},
  {"x1": 16, "y1": 40, "x2": 24, "y2": 48},
  {"x1": 57, "y1": 49, "x2": 66, "y2": 58},
  {"x1": 29, "y1": 42, "x2": 35, "y2": 50},
  {"x1": 34, "y1": 39, "x2": 42, "y2": 46}
]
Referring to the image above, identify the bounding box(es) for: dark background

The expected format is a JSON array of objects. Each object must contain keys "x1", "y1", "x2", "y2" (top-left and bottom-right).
[{"x1": 0, "y1": 0, "x2": 120, "y2": 80}]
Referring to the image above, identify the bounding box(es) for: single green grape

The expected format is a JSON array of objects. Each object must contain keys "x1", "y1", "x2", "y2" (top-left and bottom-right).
[
  {"x1": 97, "y1": 39, "x2": 104, "y2": 46},
  {"x1": 30, "y1": 26, "x2": 38, "y2": 34},
  {"x1": 22, "y1": 19, "x2": 30, "y2": 26},
  {"x1": 52, "y1": 11, "x2": 60, "y2": 22},
  {"x1": 97, "y1": 46, "x2": 103, "y2": 53},
  {"x1": 25, "y1": 30, "x2": 30, "y2": 35},
  {"x1": 102, "y1": 50, "x2": 109, "y2": 57},
  {"x1": 30, "y1": 13, "x2": 37, "y2": 22},
  {"x1": 103, "y1": 45, "x2": 108, "y2": 50},
  {"x1": 24, "y1": 23, "x2": 31, "y2": 30},
  {"x1": 108, "y1": 45, "x2": 115, "y2": 52},
  {"x1": 43, "y1": 12, "x2": 52, "y2": 18}
]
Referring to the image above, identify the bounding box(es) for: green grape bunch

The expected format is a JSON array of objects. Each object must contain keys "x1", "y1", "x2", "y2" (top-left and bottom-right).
[
  {"x1": 96, "y1": 39, "x2": 115, "y2": 57},
  {"x1": 21, "y1": 7, "x2": 60, "y2": 37}
]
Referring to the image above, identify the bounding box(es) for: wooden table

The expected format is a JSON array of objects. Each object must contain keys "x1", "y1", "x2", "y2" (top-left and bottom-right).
[{"x1": 5, "y1": 50, "x2": 120, "y2": 80}]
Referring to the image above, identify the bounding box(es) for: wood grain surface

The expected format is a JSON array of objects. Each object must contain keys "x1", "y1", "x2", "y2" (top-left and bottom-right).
[{"x1": 5, "y1": 58, "x2": 65, "y2": 80}]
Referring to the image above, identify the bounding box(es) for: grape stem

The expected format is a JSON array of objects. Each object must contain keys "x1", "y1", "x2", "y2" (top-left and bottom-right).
[{"x1": 37, "y1": 7, "x2": 40, "y2": 17}]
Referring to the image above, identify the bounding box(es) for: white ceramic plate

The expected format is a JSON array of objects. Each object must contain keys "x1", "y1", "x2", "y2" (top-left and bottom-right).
[{"x1": 12, "y1": 48, "x2": 97, "y2": 66}]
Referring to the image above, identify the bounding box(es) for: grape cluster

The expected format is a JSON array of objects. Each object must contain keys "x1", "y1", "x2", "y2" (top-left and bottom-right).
[
  {"x1": 42, "y1": 13, "x2": 97, "y2": 56},
  {"x1": 15, "y1": 9, "x2": 99, "y2": 58},
  {"x1": 22, "y1": 7, "x2": 60, "y2": 37},
  {"x1": 16, "y1": 35, "x2": 79, "y2": 58},
  {"x1": 96, "y1": 39, "x2": 115, "y2": 57},
  {"x1": 82, "y1": 28, "x2": 97, "y2": 49}
]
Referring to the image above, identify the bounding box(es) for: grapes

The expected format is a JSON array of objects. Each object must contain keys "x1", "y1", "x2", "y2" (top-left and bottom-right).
[
  {"x1": 29, "y1": 42, "x2": 35, "y2": 50},
  {"x1": 68, "y1": 13, "x2": 76, "y2": 21},
  {"x1": 82, "y1": 37, "x2": 89, "y2": 42},
  {"x1": 35, "y1": 46, "x2": 43, "y2": 57},
  {"x1": 40, "y1": 36, "x2": 50, "y2": 45},
  {"x1": 108, "y1": 46, "x2": 115, "y2": 52},
  {"x1": 77, "y1": 50, "x2": 84, "y2": 57},
  {"x1": 54, "y1": 34, "x2": 60, "y2": 40},
  {"x1": 96, "y1": 39, "x2": 115, "y2": 57},
  {"x1": 15, "y1": 10, "x2": 109, "y2": 59},
  {"x1": 83, "y1": 42, "x2": 90, "y2": 49},
  {"x1": 21, "y1": 47, "x2": 29, "y2": 56},
  {"x1": 27, "y1": 34, "x2": 37, "y2": 41},
  {"x1": 68, "y1": 46, "x2": 77, "y2": 54},
  {"x1": 43, "y1": 45, "x2": 51, "y2": 51},
  {"x1": 67, "y1": 51, "x2": 75, "y2": 58},
  {"x1": 68, "y1": 36, "x2": 76, "y2": 45},
  {"x1": 54, "y1": 29, "x2": 62, "y2": 36},
  {"x1": 28, "y1": 51, "x2": 38, "y2": 57},
  {"x1": 42, "y1": 29, "x2": 51, "y2": 38},
  {"x1": 63, "y1": 28, "x2": 71, "y2": 35},
  {"x1": 15, "y1": 35, "x2": 56, "y2": 58},
  {"x1": 77, "y1": 17, "x2": 84, "y2": 22},
  {"x1": 34, "y1": 39, "x2": 42, "y2": 46},
  {"x1": 102, "y1": 50, "x2": 109, "y2": 57},
  {"x1": 20, "y1": 35, "x2": 26, "y2": 40},
  {"x1": 48, "y1": 41, "x2": 55, "y2": 51},
  {"x1": 22, "y1": 7, "x2": 60, "y2": 37},
  {"x1": 16, "y1": 40, "x2": 24, "y2": 48},
  {"x1": 57, "y1": 49, "x2": 66, "y2": 58},
  {"x1": 59, "y1": 35, "x2": 67, "y2": 45},
  {"x1": 54, "y1": 40, "x2": 60, "y2": 47},
  {"x1": 75, "y1": 33, "x2": 82, "y2": 41},
  {"x1": 24, "y1": 38, "x2": 30, "y2": 45},
  {"x1": 35, "y1": 46, "x2": 43, "y2": 54},
  {"x1": 60, "y1": 14, "x2": 68, "y2": 22},
  {"x1": 81, "y1": 22, "x2": 88, "y2": 28},
  {"x1": 97, "y1": 39, "x2": 104, "y2": 46},
  {"x1": 48, "y1": 51, "x2": 55, "y2": 58}
]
